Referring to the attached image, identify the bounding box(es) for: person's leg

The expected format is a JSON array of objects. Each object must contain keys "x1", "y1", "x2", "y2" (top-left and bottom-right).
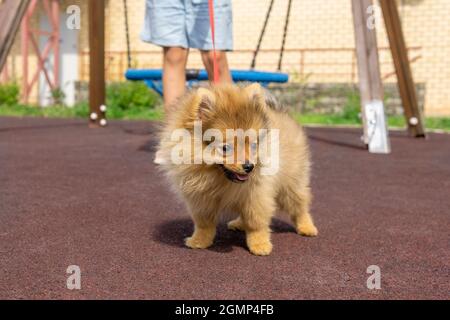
[
  {"x1": 162, "y1": 47, "x2": 189, "y2": 112},
  {"x1": 154, "y1": 47, "x2": 188, "y2": 165},
  {"x1": 200, "y1": 50, "x2": 232, "y2": 83}
]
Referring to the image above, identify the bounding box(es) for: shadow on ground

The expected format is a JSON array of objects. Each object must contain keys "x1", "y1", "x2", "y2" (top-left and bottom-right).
[{"x1": 153, "y1": 217, "x2": 296, "y2": 253}]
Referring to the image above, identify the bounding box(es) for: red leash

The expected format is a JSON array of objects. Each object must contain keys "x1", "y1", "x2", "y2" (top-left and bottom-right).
[{"x1": 208, "y1": 0, "x2": 220, "y2": 83}]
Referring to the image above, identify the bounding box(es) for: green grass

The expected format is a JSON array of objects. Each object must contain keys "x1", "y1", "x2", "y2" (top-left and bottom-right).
[
  {"x1": 2, "y1": 81, "x2": 448, "y2": 131},
  {"x1": 295, "y1": 113, "x2": 362, "y2": 126},
  {"x1": 295, "y1": 113, "x2": 450, "y2": 132},
  {"x1": 424, "y1": 117, "x2": 450, "y2": 131},
  {"x1": 293, "y1": 90, "x2": 450, "y2": 131},
  {"x1": 0, "y1": 102, "x2": 164, "y2": 121},
  {"x1": 0, "y1": 103, "x2": 89, "y2": 118},
  {"x1": 295, "y1": 113, "x2": 407, "y2": 128},
  {"x1": 1, "y1": 103, "x2": 449, "y2": 132},
  {"x1": 0, "y1": 81, "x2": 164, "y2": 121}
]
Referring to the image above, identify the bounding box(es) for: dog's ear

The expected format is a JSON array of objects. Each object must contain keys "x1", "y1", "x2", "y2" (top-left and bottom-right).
[
  {"x1": 196, "y1": 87, "x2": 216, "y2": 120},
  {"x1": 245, "y1": 83, "x2": 284, "y2": 112}
]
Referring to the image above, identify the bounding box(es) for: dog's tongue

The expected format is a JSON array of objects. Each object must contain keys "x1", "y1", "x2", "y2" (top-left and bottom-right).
[{"x1": 235, "y1": 173, "x2": 249, "y2": 181}]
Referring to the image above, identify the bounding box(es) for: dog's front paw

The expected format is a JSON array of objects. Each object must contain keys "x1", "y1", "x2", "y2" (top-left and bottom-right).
[
  {"x1": 185, "y1": 235, "x2": 213, "y2": 249},
  {"x1": 246, "y1": 231, "x2": 272, "y2": 256},
  {"x1": 296, "y1": 223, "x2": 318, "y2": 237},
  {"x1": 248, "y1": 241, "x2": 273, "y2": 256}
]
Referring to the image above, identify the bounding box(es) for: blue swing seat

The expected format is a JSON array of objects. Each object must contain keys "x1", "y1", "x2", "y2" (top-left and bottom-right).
[{"x1": 125, "y1": 69, "x2": 289, "y2": 95}]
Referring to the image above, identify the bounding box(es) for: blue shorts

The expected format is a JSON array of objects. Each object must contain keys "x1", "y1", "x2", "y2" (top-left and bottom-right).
[{"x1": 141, "y1": 0, "x2": 233, "y2": 51}]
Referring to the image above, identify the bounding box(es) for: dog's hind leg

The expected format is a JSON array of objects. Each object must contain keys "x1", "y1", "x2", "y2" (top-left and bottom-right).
[
  {"x1": 279, "y1": 186, "x2": 318, "y2": 237},
  {"x1": 185, "y1": 208, "x2": 218, "y2": 249},
  {"x1": 227, "y1": 216, "x2": 245, "y2": 231}
]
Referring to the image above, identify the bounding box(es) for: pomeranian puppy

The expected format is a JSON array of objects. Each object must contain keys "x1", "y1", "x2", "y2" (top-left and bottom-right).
[{"x1": 157, "y1": 83, "x2": 317, "y2": 255}]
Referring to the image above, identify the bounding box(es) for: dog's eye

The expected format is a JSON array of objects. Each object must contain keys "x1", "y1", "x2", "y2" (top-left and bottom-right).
[{"x1": 220, "y1": 144, "x2": 233, "y2": 155}]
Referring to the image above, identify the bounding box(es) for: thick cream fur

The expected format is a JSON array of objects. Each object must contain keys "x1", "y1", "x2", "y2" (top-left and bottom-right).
[{"x1": 158, "y1": 83, "x2": 317, "y2": 255}]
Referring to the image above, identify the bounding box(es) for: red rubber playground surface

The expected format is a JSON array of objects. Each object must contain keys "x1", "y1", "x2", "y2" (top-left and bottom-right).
[{"x1": 0, "y1": 117, "x2": 449, "y2": 299}]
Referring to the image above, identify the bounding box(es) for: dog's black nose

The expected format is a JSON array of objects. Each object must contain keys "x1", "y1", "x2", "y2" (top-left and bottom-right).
[{"x1": 242, "y1": 162, "x2": 254, "y2": 173}]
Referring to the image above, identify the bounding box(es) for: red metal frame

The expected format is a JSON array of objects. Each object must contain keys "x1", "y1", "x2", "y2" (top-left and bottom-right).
[
  {"x1": 1, "y1": 63, "x2": 9, "y2": 82},
  {"x1": 21, "y1": 0, "x2": 60, "y2": 103}
]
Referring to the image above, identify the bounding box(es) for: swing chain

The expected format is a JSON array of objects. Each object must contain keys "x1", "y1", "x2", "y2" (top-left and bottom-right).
[
  {"x1": 123, "y1": 0, "x2": 132, "y2": 69},
  {"x1": 251, "y1": 0, "x2": 293, "y2": 72},
  {"x1": 250, "y1": 0, "x2": 275, "y2": 69},
  {"x1": 277, "y1": 0, "x2": 293, "y2": 71}
]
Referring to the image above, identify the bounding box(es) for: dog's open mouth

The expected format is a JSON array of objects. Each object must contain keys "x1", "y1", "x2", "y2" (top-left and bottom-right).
[{"x1": 220, "y1": 165, "x2": 250, "y2": 183}]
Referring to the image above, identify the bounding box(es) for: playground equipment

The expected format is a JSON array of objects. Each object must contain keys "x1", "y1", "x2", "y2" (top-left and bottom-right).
[
  {"x1": 351, "y1": 0, "x2": 425, "y2": 152},
  {"x1": 125, "y1": 69, "x2": 289, "y2": 96},
  {"x1": 0, "y1": 0, "x2": 61, "y2": 103},
  {"x1": 0, "y1": 0, "x2": 30, "y2": 73},
  {"x1": 0, "y1": 0, "x2": 426, "y2": 153},
  {"x1": 122, "y1": 0, "x2": 424, "y2": 153}
]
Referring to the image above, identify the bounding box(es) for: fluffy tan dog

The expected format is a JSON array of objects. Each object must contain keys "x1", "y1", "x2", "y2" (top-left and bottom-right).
[{"x1": 157, "y1": 83, "x2": 317, "y2": 255}]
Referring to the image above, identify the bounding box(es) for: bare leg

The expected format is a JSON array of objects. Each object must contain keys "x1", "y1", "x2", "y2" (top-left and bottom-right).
[
  {"x1": 162, "y1": 47, "x2": 189, "y2": 113},
  {"x1": 200, "y1": 50, "x2": 232, "y2": 83}
]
